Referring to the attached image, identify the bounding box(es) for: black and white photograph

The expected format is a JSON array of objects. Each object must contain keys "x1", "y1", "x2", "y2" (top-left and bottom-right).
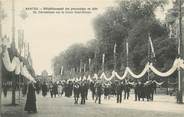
[{"x1": 0, "y1": 0, "x2": 184, "y2": 117}]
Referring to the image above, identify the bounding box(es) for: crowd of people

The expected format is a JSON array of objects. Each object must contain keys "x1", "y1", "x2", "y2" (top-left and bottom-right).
[
  {"x1": 24, "y1": 78, "x2": 157, "y2": 105},
  {"x1": 1, "y1": 78, "x2": 158, "y2": 113}
]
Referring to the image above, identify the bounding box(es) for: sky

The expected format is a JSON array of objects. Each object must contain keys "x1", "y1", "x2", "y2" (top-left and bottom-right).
[
  {"x1": 2, "y1": 0, "x2": 172, "y2": 75},
  {"x1": 2, "y1": 0, "x2": 118, "y2": 75}
]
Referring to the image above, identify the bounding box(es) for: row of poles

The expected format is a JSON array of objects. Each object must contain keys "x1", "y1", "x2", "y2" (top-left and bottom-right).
[
  {"x1": 65, "y1": 0, "x2": 183, "y2": 104},
  {"x1": 0, "y1": 0, "x2": 24, "y2": 116}
]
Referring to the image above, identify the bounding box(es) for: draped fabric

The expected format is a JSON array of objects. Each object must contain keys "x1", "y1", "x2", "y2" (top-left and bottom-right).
[
  {"x1": 79, "y1": 77, "x2": 82, "y2": 81},
  {"x1": 100, "y1": 71, "x2": 116, "y2": 81},
  {"x1": 79, "y1": 58, "x2": 184, "y2": 81},
  {"x1": 83, "y1": 76, "x2": 87, "y2": 81},
  {"x1": 114, "y1": 69, "x2": 128, "y2": 80},
  {"x1": 153, "y1": 80, "x2": 165, "y2": 85},
  {"x1": 4, "y1": 43, "x2": 184, "y2": 82},
  {"x1": 87, "y1": 75, "x2": 92, "y2": 81},
  {"x1": 93, "y1": 74, "x2": 98, "y2": 79},
  {"x1": 127, "y1": 63, "x2": 149, "y2": 79},
  {"x1": 2, "y1": 49, "x2": 18, "y2": 72},
  {"x1": 149, "y1": 59, "x2": 179, "y2": 77},
  {"x1": 2, "y1": 48, "x2": 36, "y2": 82},
  {"x1": 177, "y1": 58, "x2": 184, "y2": 69}
]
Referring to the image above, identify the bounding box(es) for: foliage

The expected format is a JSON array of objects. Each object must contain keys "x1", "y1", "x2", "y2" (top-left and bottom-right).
[{"x1": 52, "y1": 0, "x2": 178, "y2": 80}]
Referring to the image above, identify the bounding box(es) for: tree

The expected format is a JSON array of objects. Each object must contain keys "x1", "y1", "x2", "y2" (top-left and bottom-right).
[{"x1": 52, "y1": 0, "x2": 178, "y2": 81}]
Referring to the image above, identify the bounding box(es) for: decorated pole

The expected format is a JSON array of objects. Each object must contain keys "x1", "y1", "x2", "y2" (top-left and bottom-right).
[
  {"x1": 79, "y1": 59, "x2": 82, "y2": 73},
  {"x1": 0, "y1": 1, "x2": 2, "y2": 116},
  {"x1": 126, "y1": 38, "x2": 129, "y2": 80},
  {"x1": 83, "y1": 63, "x2": 86, "y2": 73},
  {"x1": 88, "y1": 58, "x2": 91, "y2": 73},
  {"x1": 177, "y1": 0, "x2": 183, "y2": 104},
  {"x1": 17, "y1": 30, "x2": 23, "y2": 104},
  {"x1": 147, "y1": 33, "x2": 151, "y2": 81},
  {"x1": 113, "y1": 43, "x2": 117, "y2": 71},
  {"x1": 11, "y1": 0, "x2": 16, "y2": 105},
  {"x1": 94, "y1": 47, "x2": 98, "y2": 74},
  {"x1": 126, "y1": 39, "x2": 128, "y2": 68},
  {"x1": 79, "y1": 59, "x2": 83, "y2": 78},
  {"x1": 102, "y1": 53, "x2": 105, "y2": 72}
]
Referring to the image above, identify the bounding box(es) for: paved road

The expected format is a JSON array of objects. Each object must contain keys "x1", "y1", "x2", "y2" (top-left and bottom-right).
[
  {"x1": 2, "y1": 91, "x2": 184, "y2": 117},
  {"x1": 28, "y1": 93, "x2": 184, "y2": 117}
]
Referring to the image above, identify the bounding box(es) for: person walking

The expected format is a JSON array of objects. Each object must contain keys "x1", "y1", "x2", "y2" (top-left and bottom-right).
[
  {"x1": 80, "y1": 82, "x2": 86, "y2": 104},
  {"x1": 95, "y1": 81, "x2": 103, "y2": 104},
  {"x1": 41, "y1": 82, "x2": 48, "y2": 97},
  {"x1": 24, "y1": 82, "x2": 37, "y2": 113},
  {"x1": 124, "y1": 81, "x2": 130, "y2": 100},
  {"x1": 53, "y1": 82, "x2": 58, "y2": 98},
  {"x1": 116, "y1": 81, "x2": 123, "y2": 103},
  {"x1": 57, "y1": 81, "x2": 63, "y2": 96},
  {"x1": 73, "y1": 81, "x2": 80, "y2": 104},
  {"x1": 90, "y1": 81, "x2": 95, "y2": 100}
]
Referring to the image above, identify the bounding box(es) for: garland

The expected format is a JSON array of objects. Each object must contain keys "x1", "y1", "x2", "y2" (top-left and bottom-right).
[
  {"x1": 79, "y1": 58, "x2": 184, "y2": 81},
  {"x1": 2, "y1": 48, "x2": 36, "y2": 83}
]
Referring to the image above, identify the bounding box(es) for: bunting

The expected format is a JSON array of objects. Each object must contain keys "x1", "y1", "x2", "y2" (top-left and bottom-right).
[{"x1": 2, "y1": 47, "x2": 36, "y2": 82}]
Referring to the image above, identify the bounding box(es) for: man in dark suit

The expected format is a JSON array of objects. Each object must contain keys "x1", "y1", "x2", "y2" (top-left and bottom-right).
[
  {"x1": 73, "y1": 82, "x2": 80, "y2": 104},
  {"x1": 116, "y1": 81, "x2": 123, "y2": 103},
  {"x1": 80, "y1": 82, "x2": 86, "y2": 104}
]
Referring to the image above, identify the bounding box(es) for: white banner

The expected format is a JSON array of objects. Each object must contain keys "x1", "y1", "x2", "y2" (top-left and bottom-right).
[
  {"x1": 127, "y1": 63, "x2": 149, "y2": 79},
  {"x1": 2, "y1": 48, "x2": 36, "y2": 82}
]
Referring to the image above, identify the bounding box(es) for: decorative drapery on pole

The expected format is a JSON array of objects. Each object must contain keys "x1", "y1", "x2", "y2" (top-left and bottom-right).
[
  {"x1": 102, "y1": 53, "x2": 105, "y2": 72},
  {"x1": 11, "y1": 0, "x2": 16, "y2": 105},
  {"x1": 88, "y1": 58, "x2": 91, "y2": 72},
  {"x1": 113, "y1": 43, "x2": 117, "y2": 71}
]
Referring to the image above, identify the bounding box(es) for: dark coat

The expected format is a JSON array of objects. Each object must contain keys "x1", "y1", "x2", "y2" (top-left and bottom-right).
[
  {"x1": 24, "y1": 83, "x2": 37, "y2": 112},
  {"x1": 42, "y1": 83, "x2": 48, "y2": 96},
  {"x1": 74, "y1": 83, "x2": 80, "y2": 98},
  {"x1": 80, "y1": 84, "x2": 86, "y2": 98}
]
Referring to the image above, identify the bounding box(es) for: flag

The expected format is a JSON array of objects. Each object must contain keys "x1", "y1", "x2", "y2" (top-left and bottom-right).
[
  {"x1": 102, "y1": 53, "x2": 105, "y2": 71},
  {"x1": 18, "y1": 30, "x2": 24, "y2": 53},
  {"x1": 175, "y1": 19, "x2": 180, "y2": 55},
  {"x1": 169, "y1": 24, "x2": 172, "y2": 38},
  {"x1": 102, "y1": 53, "x2": 105, "y2": 65},
  {"x1": 60, "y1": 66, "x2": 63, "y2": 75},
  {"x1": 79, "y1": 59, "x2": 82, "y2": 73},
  {"x1": 88, "y1": 58, "x2": 91, "y2": 71},
  {"x1": 126, "y1": 41, "x2": 128, "y2": 56},
  {"x1": 84, "y1": 64, "x2": 86, "y2": 72},
  {"x1": 10, "y1": 37, "x2": 17, "y2": 57},
  {"x1": 28, "y1": 42, "x2": 30, "y2": 52},
  {"x1": 2, "y1": 35, "x2": 10, "y2": 48},
  {"x1": 113, "y1": 43, "x2": 117, "y2": 54},
  {"x1": 175, "y1": 19, "x2": 179, "y2": 38},
  {"x1": 26, "y1": 42, "x2": 33, "y2": 66},
  {"x1": 148, "y1": 34, "x2": 155, "y2": 58},
  {"x1": 24, "y1": 41, "x2": 29, "y2": 58},
  {"x1": 113, "y1": 43, "x2": 117, "y2": 70},
  {"x1": 27, "y1": 51, "x2": 33, "y2": 66},
  {"x1": 88, "y1": 58, "x2": 91, "y2": 66}
]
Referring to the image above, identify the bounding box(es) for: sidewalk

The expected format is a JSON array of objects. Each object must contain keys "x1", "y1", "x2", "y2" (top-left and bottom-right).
[{"x1": 1, "y1": 91, "x2": 28, "y2": 117}]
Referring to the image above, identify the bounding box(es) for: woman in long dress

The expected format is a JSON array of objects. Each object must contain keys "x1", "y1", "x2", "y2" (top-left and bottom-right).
[{"x1": 24, "y1": 82, "x2": 37, "y2": 113}]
